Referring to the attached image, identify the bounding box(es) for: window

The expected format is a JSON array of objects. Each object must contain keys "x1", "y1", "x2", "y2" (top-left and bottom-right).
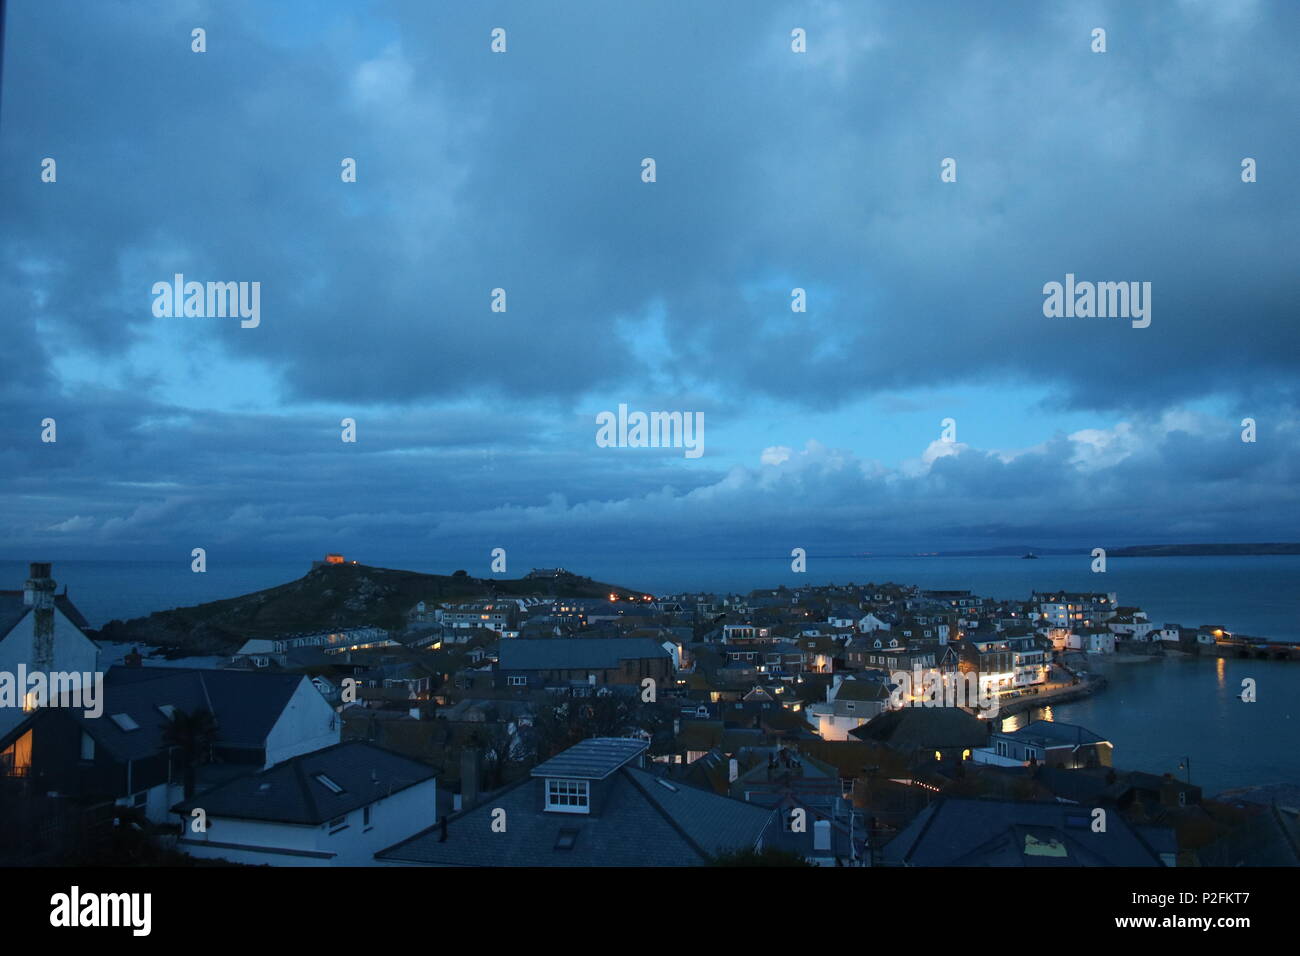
[
  {"x1": 110, "y1": 713, "x2": 140, "y2": 732},
  {"x1": 80, "y1": 732, "x2": 95, "y2": 761},
  {"x1": 545, "y1": 778, "x2": 590, "y2": 813},
  {"x1": 327, "y1": 815, "x2": 348, "y2": 834},
  {"x1": 363, "y1": 806, "x2": 372, "y2": 829},
  {"x1": 507, "y1": 675, "x2": 527, "y2": 687},
  {"x1": 131, "y1": 790, "x2": 147, "y2": 808}
]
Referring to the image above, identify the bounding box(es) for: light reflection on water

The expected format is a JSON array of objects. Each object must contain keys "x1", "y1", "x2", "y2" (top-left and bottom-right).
[{"x1": 993, "y1": 656, "x2": 1299, "y2": 793}]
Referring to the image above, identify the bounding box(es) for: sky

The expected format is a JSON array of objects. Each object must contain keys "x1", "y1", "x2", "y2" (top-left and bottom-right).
[{"x1": 1, "y1": 0, "x2": 1298, "y2": 573}]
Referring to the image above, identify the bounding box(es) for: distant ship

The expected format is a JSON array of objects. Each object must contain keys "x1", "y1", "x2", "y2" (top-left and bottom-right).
[{"x1": 1022, "y1": 552, "x2": 1039, "y2": 559}]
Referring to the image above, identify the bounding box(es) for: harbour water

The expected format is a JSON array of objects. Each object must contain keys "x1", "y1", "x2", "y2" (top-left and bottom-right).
[{"x1": 1003, "y1": 654, "x2": 1299, "y2": 795}]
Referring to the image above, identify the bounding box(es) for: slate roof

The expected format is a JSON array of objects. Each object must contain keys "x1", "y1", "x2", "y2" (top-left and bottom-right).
[
  {"x1": 496, "y1": 637, "x2": 671, "y2": 671},
  {"x1": 0, "y1": 596, "x2": 27, "y2": 642},
  {"x1": 1197, "y1": 805, "x2": 1300, "y2": 866},
  {"x1": 882, "y1": 797, "x2": 1165, "y2": 866},
  {"x1": 377, "y1": 760, "x2": 774, "y2": 866},
  {"x1": 72, "y1": 665, "x2": 308, "y2": 762},
  {"x1": 531, "y1": 737, "x2": 648, "y2": 780},
  {"x1": 1002, "y1": 720, "x2": 1107, "y2": 747},
  {"x1": 850, "y1": 707, "x2": 990, "y2": 750},
  {"x1": 0, "y1": 591, "x2": 92, "y2": 639},
  {"x1": 172, "y1": 740, "x2": 437, "y2": 824},
  {"x1": 834, "y1": 679, "x2": 891, "y2": 702}
]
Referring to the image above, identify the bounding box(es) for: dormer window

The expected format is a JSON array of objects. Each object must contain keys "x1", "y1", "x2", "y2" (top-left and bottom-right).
[{"x1": 545, "y1": 778, "x2": 590, "y2": 813}]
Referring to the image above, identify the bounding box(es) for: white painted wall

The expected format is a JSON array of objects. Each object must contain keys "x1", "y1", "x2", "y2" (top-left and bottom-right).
[
  {"x1": 264, "y1": 678, "x2": 341, "y2": 767},
  {"x1": 179, "y1": 775, "x2": 439, "y2": 866},
  {"x1": 0, "y1": 605, "x2": 101, "y2": 738}
]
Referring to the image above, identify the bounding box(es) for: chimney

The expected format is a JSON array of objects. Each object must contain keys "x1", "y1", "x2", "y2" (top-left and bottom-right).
[
  {"x1": 437, "y1": 816, "x2": 448, "y2": 842},
  {"x1": 461, "y1": 747, "x2": 480, "y2": 809},
  {"x1": 24, "y1": 562, "x2": 55, "y2": 609},
  {"x1": 814, "y1": 819, "x2": 831, "y2": 852},
  {"x1": 124, "y1": 647, "x2": 143, "y2": 667}
]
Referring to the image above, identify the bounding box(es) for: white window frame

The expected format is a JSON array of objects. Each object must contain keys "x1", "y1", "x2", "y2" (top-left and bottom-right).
[{"x1": 545, "y1": 778, "x2": 590, "y2": 813}]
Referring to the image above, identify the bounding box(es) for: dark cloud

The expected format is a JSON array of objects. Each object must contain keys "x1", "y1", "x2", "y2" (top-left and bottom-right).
[{"x1": 1, "y1": 0, "x2": 1297, "y2": 562}]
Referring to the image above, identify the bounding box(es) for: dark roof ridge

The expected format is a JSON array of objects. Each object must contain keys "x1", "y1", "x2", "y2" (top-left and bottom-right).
[
  {"x1": 377, "y1": 775, "x2": 534, "y2": 859},
  {"x1": 621, "y1": 766, "x2": 712, "y2": 863},
  {"x1": 901, "y1": 797, "x2": 946, "y2": 864}
]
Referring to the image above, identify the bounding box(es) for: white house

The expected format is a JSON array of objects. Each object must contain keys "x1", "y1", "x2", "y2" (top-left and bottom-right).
[
  {"x1": 174, "y1": 741, "x2": 441, "y2": 866},
  {"x1": 857, "y1": 613, "x2": 891, "y2": 633},
  {"x1": 806, "y1": 675, "x2": 891, "y2": 741},
  {"x1": 1066, "y1": 628, "x2": 1116, "y2": 654},
  {"x1": 1108, "y1": 613, "x2": 1156, "y2": 641},
  {"x1": 0, "y1": 563, "x2": 101, "y2": 739},
  {"x1": 0, "y1": 665, "x2": 343, "y2": 826}
]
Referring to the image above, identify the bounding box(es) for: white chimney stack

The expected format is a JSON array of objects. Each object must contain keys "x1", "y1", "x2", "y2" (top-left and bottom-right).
[{"x1": 24, "y1": 562, "x2": 55, "y2": 609}]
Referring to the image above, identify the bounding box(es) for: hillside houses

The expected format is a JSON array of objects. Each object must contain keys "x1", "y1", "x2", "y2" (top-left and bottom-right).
[{"x1": 4, "y1": 561, "x2": 1252, "y2": 867}]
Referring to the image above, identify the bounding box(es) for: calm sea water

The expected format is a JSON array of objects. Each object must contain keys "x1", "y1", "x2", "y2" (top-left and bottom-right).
[{"x1": 1004, "y1": 655, "x2": 1300, "y2": 795}]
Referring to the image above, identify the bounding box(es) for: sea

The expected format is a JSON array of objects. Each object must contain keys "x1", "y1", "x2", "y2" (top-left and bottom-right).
[{"x1": 3, "y1": 553, "x2": 1297, "y2": 794}]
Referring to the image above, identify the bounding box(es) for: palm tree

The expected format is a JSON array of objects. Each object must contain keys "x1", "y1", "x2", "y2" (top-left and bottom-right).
[{"x1": 162, "y1": 708, "x2": 219, "y2": 801}]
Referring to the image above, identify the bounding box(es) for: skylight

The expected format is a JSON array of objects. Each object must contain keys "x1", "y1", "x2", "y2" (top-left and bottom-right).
[
  {"x1": 110, "y1": 713, "x2": 139, "y2": 731},
  {"x1": 315, "y1": 773, "x2": 345, "y2": 794}
]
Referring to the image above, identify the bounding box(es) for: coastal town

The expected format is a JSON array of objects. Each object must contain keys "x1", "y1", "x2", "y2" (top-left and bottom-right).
[{"x1": 1, "y1": 558, "x2": 1295, "y2": 868}]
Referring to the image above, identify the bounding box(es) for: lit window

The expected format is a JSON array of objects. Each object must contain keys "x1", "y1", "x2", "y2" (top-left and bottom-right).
[{"x1": 545, "y1": 778, "x2": 590, "y2": 813}]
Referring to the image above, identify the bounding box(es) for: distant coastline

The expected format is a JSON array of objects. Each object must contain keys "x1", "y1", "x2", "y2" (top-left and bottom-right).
[
  {"x1": 889, "y1": 543, "x2": 1300, "y2": 558},
  {"x1": 1105, "y1": 543, "x2": 1300, "y2": 557}
]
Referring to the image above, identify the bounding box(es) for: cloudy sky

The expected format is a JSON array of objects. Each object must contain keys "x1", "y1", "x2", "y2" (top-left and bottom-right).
[{"x1": 2, "y1": 0, "x2": 1298, "y2": 571}]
